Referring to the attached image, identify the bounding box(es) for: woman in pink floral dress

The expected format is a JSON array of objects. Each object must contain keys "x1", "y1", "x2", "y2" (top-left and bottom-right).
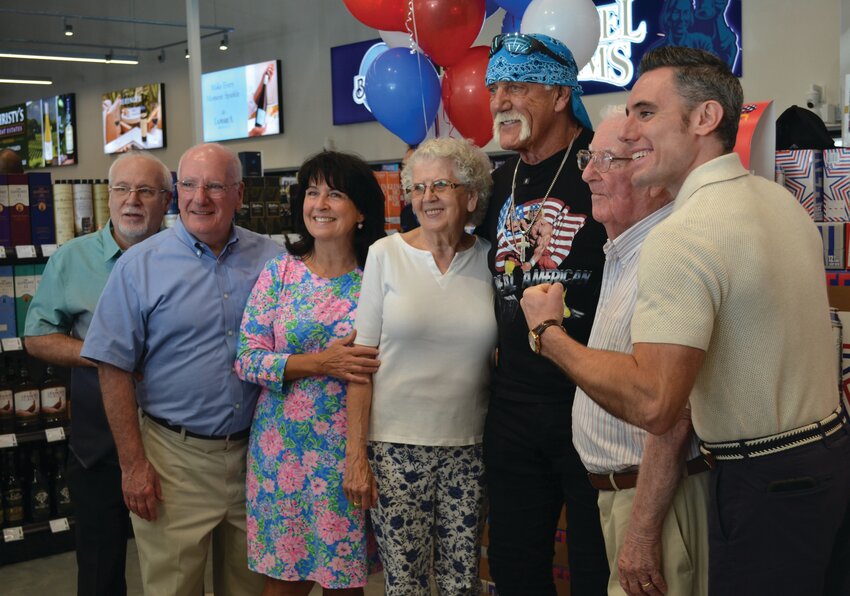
[{"x1": 235, "y1": 151, "x2": 385, "y2": 595}]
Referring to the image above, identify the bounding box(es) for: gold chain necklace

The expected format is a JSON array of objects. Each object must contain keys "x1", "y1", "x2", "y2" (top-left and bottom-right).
[{"x1": 506, "y1": 127, "x2": 582, "y2": 264}]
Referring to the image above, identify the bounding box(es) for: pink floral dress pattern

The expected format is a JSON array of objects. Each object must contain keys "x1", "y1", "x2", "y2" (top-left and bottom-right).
[{"x1": 235, "y1": 255, "x2": 376, "y2": 588}]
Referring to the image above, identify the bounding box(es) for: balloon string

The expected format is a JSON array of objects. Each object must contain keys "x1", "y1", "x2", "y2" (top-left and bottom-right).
[{"x1": 408, "y1": 0, "x2": 430, "y2": 143}]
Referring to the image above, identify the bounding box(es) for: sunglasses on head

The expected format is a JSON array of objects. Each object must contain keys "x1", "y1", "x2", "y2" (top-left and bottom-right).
[{"x1": 489, "y1": 33, "x2": 574, "y2": 69}]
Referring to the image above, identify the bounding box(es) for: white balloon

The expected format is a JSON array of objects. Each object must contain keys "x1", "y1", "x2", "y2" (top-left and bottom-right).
[
  {"x1": 520, "y1": 0, "x2": 600, "y2": 70},
  {"x1": 379, "y1": 30, "x2": 421, "y2": 53}
]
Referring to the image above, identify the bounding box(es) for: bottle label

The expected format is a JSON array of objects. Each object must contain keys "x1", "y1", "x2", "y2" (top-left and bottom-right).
[
  {"x1": 0, "y1": 389, "x2": 12, "y2": 415},
  {"x1": 41, "y1": 387, "x2": 66, "y2": 411},
  {"x1": 14, "y1": 389, "x2": 39, "y2": 417},
  {"x1": 32, "y1": 488, "x2": 50, "y2": 510}
]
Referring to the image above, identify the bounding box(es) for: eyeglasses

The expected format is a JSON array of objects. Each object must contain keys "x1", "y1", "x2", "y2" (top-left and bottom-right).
[
  {"x1": 108, "y1": 185, "x2": 168, "y2": 200},
  {"x1": 489, "y1": 33, "x2": 574, "y2": 69},
  {"x1": 177, "y1": 180, "x2": 240, "y2": 199},
  {"x1": 405, "y1": 179, "x2": 465, "y2": 198},
  {"x1": 577, "y1": 150, "x2": 633, "y2": 173}
]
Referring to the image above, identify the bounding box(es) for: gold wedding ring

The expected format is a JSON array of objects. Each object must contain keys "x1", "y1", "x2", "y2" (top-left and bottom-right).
[
  {"x1": 353, "y1": 500, "x2": 362, "y2": 507},
  {"x1": 641, "y1": 582, "x2": 652, "y2": 589}
]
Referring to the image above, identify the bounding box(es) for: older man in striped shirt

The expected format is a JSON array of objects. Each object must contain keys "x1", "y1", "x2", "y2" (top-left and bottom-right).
[{"x1": 571, "y1": 110, "x2": 710, "y2": 596}]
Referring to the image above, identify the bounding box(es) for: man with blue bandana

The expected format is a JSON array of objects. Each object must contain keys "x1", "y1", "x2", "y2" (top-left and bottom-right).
[{"x1": 478, "y1": 32, "x2": 609, "y2": 595}]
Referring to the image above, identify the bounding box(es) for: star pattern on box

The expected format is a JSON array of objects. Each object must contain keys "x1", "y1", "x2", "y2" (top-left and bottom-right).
[
  {"x1": 824, "y1": 149, "x2": 850, "y2": 222},
  {"x1": 776, "y1": 150, "x2": 822, "y2": 220}
]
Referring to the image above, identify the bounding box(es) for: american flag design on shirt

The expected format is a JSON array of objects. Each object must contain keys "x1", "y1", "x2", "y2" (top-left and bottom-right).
[{"x1": 495, "y1": 194, "x2": 588, "y2": 273}]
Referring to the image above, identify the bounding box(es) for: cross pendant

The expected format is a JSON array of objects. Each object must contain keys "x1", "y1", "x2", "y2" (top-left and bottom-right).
[{"x1": 516, "y1": 236, "x2": 531, "y2": 262}]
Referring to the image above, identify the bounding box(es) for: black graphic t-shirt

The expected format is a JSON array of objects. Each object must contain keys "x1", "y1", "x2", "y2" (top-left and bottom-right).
[{"x1": 479, "y1": 128, "x2": 606, "y2": 404}]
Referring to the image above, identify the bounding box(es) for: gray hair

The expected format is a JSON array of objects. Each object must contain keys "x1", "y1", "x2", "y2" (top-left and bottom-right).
[
  {"x1": 177, "y1": 142, "x2": 243, "y2": 182},
  {"x1": 401, "y1": 137, "x2": 493, "y2": 226},
  {"x1": 108, "y1": 150, "x2": 172, "y2": 191}
]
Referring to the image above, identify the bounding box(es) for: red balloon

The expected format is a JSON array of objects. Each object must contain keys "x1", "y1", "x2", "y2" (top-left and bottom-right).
[
  {"x1": 342, "y1": 0, "x2": 408, "y2": 32},
  {"x1": 413, "y1": 0, "x2": 486, "y2": 68},
  {"x1": 441, "y1": 46, "x2": 493, "y2": 147}
]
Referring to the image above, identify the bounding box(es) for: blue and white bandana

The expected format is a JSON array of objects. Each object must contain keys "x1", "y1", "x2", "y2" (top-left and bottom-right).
[{"x1": 486, "y1": 33, "x2": 592, "y2": 131}]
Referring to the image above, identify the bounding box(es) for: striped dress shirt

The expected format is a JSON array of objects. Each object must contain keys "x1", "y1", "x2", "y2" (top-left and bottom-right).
[{"x1": 572, "y1": 202, "x2": 700, "y2": 473}]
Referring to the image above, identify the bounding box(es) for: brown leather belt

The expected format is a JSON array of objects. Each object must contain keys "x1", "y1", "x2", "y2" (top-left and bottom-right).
[{"x1": 588, "y1": 456, "x2": 713, "y2": 491}]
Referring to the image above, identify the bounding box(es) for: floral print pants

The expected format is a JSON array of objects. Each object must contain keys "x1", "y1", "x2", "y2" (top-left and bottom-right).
[{"x1": 368, "y1": 441, "x2": 486, "y2": 596}]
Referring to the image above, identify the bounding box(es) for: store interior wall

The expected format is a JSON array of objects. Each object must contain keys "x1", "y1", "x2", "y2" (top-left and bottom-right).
[{"x1": 0, "y1": 0, "x2": 842, "y2": 179}]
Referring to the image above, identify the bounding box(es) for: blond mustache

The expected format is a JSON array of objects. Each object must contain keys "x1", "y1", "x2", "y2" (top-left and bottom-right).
[{"x1": 492, "y1": 111, "x2": 531, "y2": 145}]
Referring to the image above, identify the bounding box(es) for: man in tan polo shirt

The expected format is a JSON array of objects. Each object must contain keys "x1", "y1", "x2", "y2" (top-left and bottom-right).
[{"x1": 521, "y1": 46, "x2": 850, "y2": 596}]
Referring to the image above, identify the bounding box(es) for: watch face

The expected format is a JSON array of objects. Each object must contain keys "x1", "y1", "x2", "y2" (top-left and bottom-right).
[{"x1": 528, "y1": 330, "x2": 539, "y2": 353}]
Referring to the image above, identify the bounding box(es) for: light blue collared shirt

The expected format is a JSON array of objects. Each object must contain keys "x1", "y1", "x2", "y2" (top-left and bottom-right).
[{"x1": 81, "y1": 216, "x2": 282, "y2": 435}]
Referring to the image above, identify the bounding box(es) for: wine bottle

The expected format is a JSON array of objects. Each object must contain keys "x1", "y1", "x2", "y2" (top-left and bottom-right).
[
  {"x1": 40, "y1": 366, "x2": 67, "y2": 428},
  {"x1": 0, "y1": 359, "x2": 14, "y2": 434},
  {"x1": 13, "y1": 362, "x2": 40, "y2": 432},
  {"x1": 51, "y1": 446, "x2": 73, "y2": 517},
  {"x1": 65, "y1": 117, "x2": 74, "y2": 157},
  {"x1": 53, "y1": 180, "x2": 75, "y2": 245},
  {"x1": 2, "y1": 451, "x2": 24, "y2": 527},
  {"x1": 140, "y1": 105, "x2": 148, "y2": 145},
  {"x1": 255, "y1": 73, "x2": 269, "y2": 128},
  {"x1": 28, "y1": 450, "x2": 51, "y2": 523},
  {"x1": 43, "y1": 111, "x2": 54, "y2": 166},
  {"x1": 72, "y1": 180, "x2": 94, "y2": 236}
]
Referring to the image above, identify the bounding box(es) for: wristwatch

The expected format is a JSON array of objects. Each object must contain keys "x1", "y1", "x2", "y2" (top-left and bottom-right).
[{"x1": 528, "y1": 319, "x2": 562, "y2": 354}]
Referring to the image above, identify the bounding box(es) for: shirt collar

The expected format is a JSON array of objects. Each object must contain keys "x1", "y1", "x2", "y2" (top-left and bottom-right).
[
  {"x1": 174, "y1": 214, "x2": 240, "y2": 258},
  {"x1": 604, "y1": 202, "x2": 675, "y2": 261},
  {"x1": 101, "y1": 220, "x2": 123, "y2": 262},
  {"x1": 674, "y1": 152, "x2": 748, "y2": 212}
]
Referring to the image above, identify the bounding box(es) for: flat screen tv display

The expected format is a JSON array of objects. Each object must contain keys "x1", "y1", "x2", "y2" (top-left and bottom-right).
[
  {"x1": 2, "y1": 93, "x2": 77, "y2": 168},
  {"x1": 101, "y1": 83, "x2": 166, "y2": 154},
  {"x1": 202, "y1": 59, "x2": 282, "y2": 142}
]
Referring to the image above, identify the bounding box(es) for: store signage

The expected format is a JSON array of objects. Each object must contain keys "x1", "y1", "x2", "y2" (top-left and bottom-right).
[
  {"x1": 330, "y1": 38, "x2": 383, "y2": 125},
  {"x1": 201, "y1": 60, "x2": 282, "y2": 142},
  {"x1": 0, "y1": 104, "x2": 26, "y2": 159},
  {"x1": 102, "y1": 83, "x2": 166, "y2": 154},
  {"x1": 579, "y1": 0, "x2": 742, "y2": 95}
]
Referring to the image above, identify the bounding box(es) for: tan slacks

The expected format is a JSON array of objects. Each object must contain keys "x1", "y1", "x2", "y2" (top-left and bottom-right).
[
  {"x1": 597, "y1": 471, "x2": 710, "y2": 596},
  {"x1": 131, "y1": 416, "x2": 264, "y2": 596}
]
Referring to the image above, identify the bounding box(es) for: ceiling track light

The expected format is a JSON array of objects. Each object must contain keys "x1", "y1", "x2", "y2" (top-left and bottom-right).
[
  {"x1": 185, "y1": 48, "x2": 190, "y2": 59},
  {"x1": 64, "y1": 18, "x2": 74, "y2": 37},
  {"x1": 105, "y1": 51, "x2": 114, "y2": 63},
  {"x1": 158, "y1": 48, "x2": 165, "y2": 63},
  {"x1": 219, "y1": 33, "x2": 229, "y2": 51}
]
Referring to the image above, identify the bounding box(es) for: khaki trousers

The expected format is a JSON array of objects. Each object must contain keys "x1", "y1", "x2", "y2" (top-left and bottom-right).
[
  {"x1": 131, "y1": 416, "x2": 264, "y2": 596},
  {"x1": 597, "y1": 471, "x2": 710, "y2": 596}
]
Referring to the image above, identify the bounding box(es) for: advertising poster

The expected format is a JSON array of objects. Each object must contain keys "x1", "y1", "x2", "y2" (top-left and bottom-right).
[
  {"x1": 25, "y1": 99, "x2": 44, "y2": 168},
  {"x1": 202, "y1": 59, "x2": 281, "y2": 142},
  {"x1": 0, "y1": 104, "x2": 27, "y2": 165},
  {"x1": 579, "y1": 0, "x2": 743, "y2": 95},
  {"x1": 102, "y1": 83, "x2": 166, "y2": 154},
  {"x1": 330, "y1": 38, "x2": 383, "y2": 125}
]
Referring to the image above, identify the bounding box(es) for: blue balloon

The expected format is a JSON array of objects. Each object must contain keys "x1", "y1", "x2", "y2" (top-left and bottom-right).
[
  {"x1": 365, "y1": 48, "x2": 441, "y2": 146},
  {"x1": 494, "y1": 0, "x2": 530, "y2": 17},
  {"x1": 501, "y1": 10, "x2": 523, "y2": 34},
  {"x1": 485, "y1": 0, "x2": 500, "y2": 18}
]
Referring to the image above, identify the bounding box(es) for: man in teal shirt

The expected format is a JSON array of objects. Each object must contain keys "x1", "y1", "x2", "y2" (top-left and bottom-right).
[{"x1": 25, "y1": 151, "x2": 171, "y2": 596}]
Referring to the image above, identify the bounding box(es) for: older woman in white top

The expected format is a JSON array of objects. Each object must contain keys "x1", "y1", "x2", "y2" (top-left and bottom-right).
[{"x1": 343, "y1": 137, "x2": 497, "y2": 595}]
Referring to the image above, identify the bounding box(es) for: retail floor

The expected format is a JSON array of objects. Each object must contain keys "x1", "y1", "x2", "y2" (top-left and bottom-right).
[{"x1": 2, "y1": 539, "x2": 388, "y2": 595}]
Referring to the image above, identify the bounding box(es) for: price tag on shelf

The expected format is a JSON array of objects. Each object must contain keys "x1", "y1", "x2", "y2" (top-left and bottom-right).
[
  {"x1": 0, "y1": 246, "x2": 6, "y2": 259},
  {"x1": 3, "y1": 527, "x2": 24, "y2": 542},
  {"x1": 45, "y1": 427, "x2": 66, "y2": 442},
  {"x1": 0, "y1": 433, "x2": 18, "y2": 448},
  {"x1": 41, "y1": 244, "x2": 58, "y2": 257},
  {"x1": 16, "y1": 245, "x2": 37, "y2": 259},
  {"x1": 49, "y1": 518, "x2": 70, "y2": 533},
  {"x1": 1, "y1": 337, "x2": 24, "y2": 352}
]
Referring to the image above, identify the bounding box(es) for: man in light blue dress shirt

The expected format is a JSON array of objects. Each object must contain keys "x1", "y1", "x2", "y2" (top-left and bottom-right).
[{"x1": 82, "y1": 143, "x2": 281, "y2": 596}]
